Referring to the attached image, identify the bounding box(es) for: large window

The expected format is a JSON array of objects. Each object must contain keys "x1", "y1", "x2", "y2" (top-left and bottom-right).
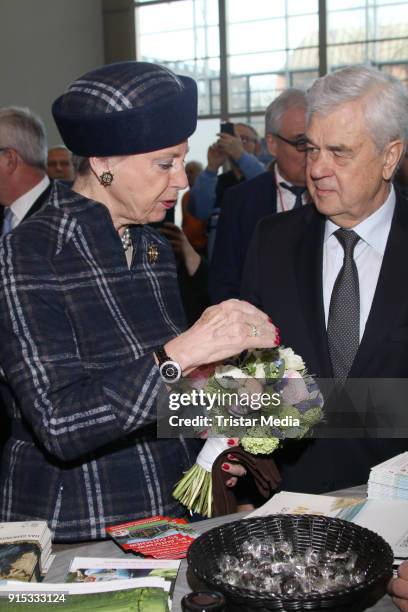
[{"x1": 135, "y1": 0, "x2": 408, "y2": 127}]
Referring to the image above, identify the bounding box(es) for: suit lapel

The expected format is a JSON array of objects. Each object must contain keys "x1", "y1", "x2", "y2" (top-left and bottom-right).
[
  {"x1": 350, "y1": 194, "x2": 408, "y2": 376},
  {"x1": 294, "y1": 208, "x2": 333, "y2": 377}
]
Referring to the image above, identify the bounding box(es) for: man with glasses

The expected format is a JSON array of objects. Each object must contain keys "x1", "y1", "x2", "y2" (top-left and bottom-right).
[
  {"x1": 209, "y1": 89, "x2": 308, "y2": 303},
  {"x1": 0, "y1": 106, "x2": 51, "y2": 454},
  {"x1": 188, "y1": 122, "x2": 264, "y2": 258}
]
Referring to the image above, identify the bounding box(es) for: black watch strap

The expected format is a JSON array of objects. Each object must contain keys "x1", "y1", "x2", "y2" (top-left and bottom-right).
[
  {"x1": 155, "y1": 345, "x2": 182, "y2": 384},
  {"x1": 155, "y1": 345, "x2": 170, "y2": 366}
]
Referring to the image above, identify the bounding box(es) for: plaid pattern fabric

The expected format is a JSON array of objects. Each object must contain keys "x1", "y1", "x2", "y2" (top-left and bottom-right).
[
  {"x1": 0, "y1": 182, "x2": 200, "y2": 541},
  {"x1": 61, "y1": 63, "x2": 184, "y2": 114}
]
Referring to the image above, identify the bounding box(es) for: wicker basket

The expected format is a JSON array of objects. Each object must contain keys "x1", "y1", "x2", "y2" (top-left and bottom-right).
[{"x1": 187, "y1": 514, "x2": 393, "y2": 611}]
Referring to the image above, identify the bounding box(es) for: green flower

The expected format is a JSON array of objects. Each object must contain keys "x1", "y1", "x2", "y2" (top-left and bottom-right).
[
  {"x1": 301, "y1": 406, "x2": 324, "y2": 426},
  {"x1": 241, "y1": 436, "x2": 280, "y2": 455}
]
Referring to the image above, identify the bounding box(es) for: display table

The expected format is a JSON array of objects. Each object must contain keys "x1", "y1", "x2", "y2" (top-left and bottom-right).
[{"x1": 45, "y1": 485, "x2": 397, "y2": 611}]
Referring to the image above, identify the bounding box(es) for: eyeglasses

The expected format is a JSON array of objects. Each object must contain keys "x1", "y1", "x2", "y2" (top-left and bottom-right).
[{"x1": 273, "y1": 133, "x2": 308, "y2": 152}]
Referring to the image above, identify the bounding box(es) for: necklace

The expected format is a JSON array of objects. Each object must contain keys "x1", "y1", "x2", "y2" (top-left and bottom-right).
[{"x1": 121, "y1": 227, "x2": 132, "y2": 251}]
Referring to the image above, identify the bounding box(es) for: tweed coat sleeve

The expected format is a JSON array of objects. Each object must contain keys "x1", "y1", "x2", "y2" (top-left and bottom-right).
[{"x1": 0, "y1": 215, "x2": 180, "y2": 463}]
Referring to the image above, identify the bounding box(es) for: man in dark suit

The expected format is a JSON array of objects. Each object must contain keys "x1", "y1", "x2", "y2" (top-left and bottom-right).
[
  {"x1": 0, "y1": 107, "x2": 51, "y2": 236},
  {"x1": 0, "y1": 106, "x2": 51, "y2": 450},
  {"x1": 241, "y1": 65, "x2": 408, "y2": 494},
  {"x1": 209, "y1": 89, "x2": 309, "y2": 303}
]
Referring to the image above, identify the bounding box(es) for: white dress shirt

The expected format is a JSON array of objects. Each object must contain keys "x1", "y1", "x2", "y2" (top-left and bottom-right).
[
  {"x1": 8, "y1": 175, "x2": 50, "y2": 230},
  {"x1": 274, "y1": 164, "x2": 309, "y2": 213},
  {"x1": 323, "y1": 186, "x2": 396, "y2": 341}
]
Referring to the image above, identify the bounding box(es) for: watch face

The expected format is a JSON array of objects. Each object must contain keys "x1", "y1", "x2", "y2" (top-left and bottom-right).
[{"x1": 160, "y1": 360, "x2": 181, "y2": 383}]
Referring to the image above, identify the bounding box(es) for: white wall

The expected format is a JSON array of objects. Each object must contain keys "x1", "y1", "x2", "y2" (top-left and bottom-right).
[{"x1": 0, "y1": 0, "x2": 104, "y2": 146}]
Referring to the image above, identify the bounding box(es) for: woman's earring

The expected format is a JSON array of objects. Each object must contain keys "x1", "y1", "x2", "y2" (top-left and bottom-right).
[{"x1": 99, "y1": 170, "x2": 114, "y2": 187}]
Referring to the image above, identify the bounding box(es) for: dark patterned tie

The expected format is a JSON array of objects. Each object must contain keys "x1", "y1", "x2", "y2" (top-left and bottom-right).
[
  {"x1": 327, "y1": 229, "x2": 360, "y2": 380},
  {"x1": 280, "y1": 182, "x2": 307, "y2": 209}
]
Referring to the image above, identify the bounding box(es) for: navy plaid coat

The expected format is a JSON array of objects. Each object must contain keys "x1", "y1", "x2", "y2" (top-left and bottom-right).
[{"x1": 0, "y1": 182, "x2": 200, "y2": 541}]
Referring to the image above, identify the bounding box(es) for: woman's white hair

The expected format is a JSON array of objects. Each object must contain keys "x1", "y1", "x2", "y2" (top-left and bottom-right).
[
  {"x1": 307, "y1": 65, "x2": 408, "y2": 153},
  {"x1": 0, "y1": 106, "x2": 47, "y2": 170}
]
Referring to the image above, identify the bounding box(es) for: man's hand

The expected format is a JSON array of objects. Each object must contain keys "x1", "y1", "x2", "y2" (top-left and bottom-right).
[
  {"x1": 206, "y1": 143, "x2": 226, "y2": 172},
  {"x1": 389, "y1": 561, "x2": 408, "y2": 611},
  {"x1": 216, "y1": 132, "x2": 245, "y2": 162}
]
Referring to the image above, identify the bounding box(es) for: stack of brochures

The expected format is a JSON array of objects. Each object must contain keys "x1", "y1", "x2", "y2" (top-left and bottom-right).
[
  {"x1": 106, "y1": 515, "x2": 198, "y2": 559},
  {"x1": 0, "y1": 521, "x2": 54, "y2": 582},
  {"x1": 248, "y1": 490, "x2": 408, "y2": 564},
  {"x1": 367, "y1": 451, "x2": 408, "y2": 501},
  {"x1": 0, "y1": 557, "x2": 180, "y2": 611}
]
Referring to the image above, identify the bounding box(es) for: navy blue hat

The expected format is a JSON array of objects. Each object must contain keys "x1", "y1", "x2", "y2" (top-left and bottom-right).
[{"x1": 52, "y1": 61, "x2": 198, "y2": 157}]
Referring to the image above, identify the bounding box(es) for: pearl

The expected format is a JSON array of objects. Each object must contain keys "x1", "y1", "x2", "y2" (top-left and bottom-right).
[{"x1": 121, "y1": 227, "x2": 132, "y2": 251}]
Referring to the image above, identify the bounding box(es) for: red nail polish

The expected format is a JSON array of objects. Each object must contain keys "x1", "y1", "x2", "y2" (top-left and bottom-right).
[
  {"x1": 222, "y1": 463, "x2": 230, "y2": 471},
  {"x1": 227, "y1": 439, "x2": 235, "y2": 446},
  {"x1": 227, "y1": 453, "x2": 236, "y2": 460}
]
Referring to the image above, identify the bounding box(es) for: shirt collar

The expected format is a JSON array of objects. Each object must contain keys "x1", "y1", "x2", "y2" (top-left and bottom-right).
[
  {"x1": 10, "y1": 175, "x2": 50, "y2": 223},
  {"x1": 324, "y1": 185, "x2": 396, "y2": 255},
  {"x1": 275, "y1": 163, "x2": 292, "y2": 187}
]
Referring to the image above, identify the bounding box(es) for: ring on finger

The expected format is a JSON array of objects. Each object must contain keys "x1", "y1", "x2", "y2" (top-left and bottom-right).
[{"x1": 249, "y1": 323, "x2": 260, "y2": 337}]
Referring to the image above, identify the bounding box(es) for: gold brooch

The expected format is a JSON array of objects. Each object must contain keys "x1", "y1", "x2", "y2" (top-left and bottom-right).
[{"x1": 147, "y1": 242, "x2": 159, "y2": 264}]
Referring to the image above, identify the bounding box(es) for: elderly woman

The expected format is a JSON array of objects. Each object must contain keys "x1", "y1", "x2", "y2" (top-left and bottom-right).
[{"x1": 0, "y1": 62, "x2": 277, "y2": 541}]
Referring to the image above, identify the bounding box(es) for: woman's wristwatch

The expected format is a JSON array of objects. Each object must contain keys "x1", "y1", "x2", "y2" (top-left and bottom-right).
[{"x1": 155, "y1": 346, "x2": 182, "y2": 383}]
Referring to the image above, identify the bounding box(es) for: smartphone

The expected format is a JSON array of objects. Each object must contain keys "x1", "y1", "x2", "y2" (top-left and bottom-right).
[{"x1": 220, "y1": 121, "x2": 235, "y2": 136}]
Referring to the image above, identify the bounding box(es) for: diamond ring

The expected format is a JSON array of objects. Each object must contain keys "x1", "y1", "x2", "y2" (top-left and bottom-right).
[{"x1": 250, "y1": 324, "x2": 260, "y2": 337}]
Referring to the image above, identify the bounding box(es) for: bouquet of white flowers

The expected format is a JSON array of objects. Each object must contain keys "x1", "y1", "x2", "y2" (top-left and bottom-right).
[{"x1": 172, "y1": 347, "x2": 323, "y2": 517}]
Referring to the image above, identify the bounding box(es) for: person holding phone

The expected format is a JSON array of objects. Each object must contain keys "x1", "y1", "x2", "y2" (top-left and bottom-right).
[{"x1": 188, "y1": 121, "x2": 264, "y2": 258}]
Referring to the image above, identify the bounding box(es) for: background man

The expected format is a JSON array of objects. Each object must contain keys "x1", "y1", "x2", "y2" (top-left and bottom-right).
[
  {"x1": 189, "y1": 122, "x2": 264, "y2": 257},
  {"x1": 0, "y1": 106, "x2": 51, "y2": 452},
  {"x1": 210, "y1": 89, "x2": 309, "y2": 303},
  {"x1": 47, "y1": 144, "x2": 75, "y2": 181},
  {"x1": 0, "y1": 107, "x2": 51, "y2": 237},
  {"x1": 242, "y1": 65, "x2": 408, "y2": 493}
]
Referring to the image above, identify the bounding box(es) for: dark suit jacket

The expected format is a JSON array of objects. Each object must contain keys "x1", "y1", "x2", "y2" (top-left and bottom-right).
[
  {"x1": 0, "y1": 181, "x2": 52, "y2": 450},
  {"x1": 209, "y1": 170, "x2": 277, "y2": 303},
  {"x1": 0, "y1": 182, "x2": 52, "y2": 231},
  {"x1": 241, "y1": 196, "x2": 408, "y2": 493}
]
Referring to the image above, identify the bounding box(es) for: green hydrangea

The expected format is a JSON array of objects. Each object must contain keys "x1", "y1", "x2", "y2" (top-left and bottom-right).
[
  {"x1": 301, "y1": 406, "x2": 324, "y2": 426},
  {"x1": 241, "y1": 436, "x2": 280, "y2": 455}
]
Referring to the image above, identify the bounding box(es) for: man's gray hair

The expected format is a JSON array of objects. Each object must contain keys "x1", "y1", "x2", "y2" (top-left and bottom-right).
[
  {"x1": 265, "y1": 89, "x2": 307, "y2": 136},
  {"x1": 0, "y1": 106, "x2": 47, "y2": 170},
  {"x1": 307, "y1": 65, "x2": 408, "y2": 152}
]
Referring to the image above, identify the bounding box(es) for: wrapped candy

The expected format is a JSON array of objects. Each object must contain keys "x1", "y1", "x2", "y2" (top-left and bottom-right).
[{"x1": 216, "y1": 537, "x2": 363, "y2": 596}]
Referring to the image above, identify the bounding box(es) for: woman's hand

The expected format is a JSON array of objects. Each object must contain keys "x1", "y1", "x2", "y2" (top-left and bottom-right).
[
  {"x1": 388, "y1": 561, "x2": 408, "y2": 611},
  {"x1": 165, "y1": 299, "x2": 279, "y2": 374}
]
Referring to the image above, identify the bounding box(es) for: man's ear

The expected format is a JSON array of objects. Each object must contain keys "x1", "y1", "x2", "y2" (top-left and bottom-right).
[
  {"x1": 3, "y1": 148, "x2": 19, "y2": 175},
  {"x1": 383, "y1": 140, "x2": 404, "y2": 180},
  {"x1": 266, "y1": 133, "x2": 277, "y2": 157}
]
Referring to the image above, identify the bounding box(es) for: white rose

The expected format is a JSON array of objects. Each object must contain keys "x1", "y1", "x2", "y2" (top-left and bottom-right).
[
  {"x1": 215, "y1": 365, "x2": 246, "y2": 379},
  {"x1": 254, "y1": 362, "x2": 267, "y2": 378},
  {"x1": 278, "y1": 347, "x2": 305, "y2": 371}
]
